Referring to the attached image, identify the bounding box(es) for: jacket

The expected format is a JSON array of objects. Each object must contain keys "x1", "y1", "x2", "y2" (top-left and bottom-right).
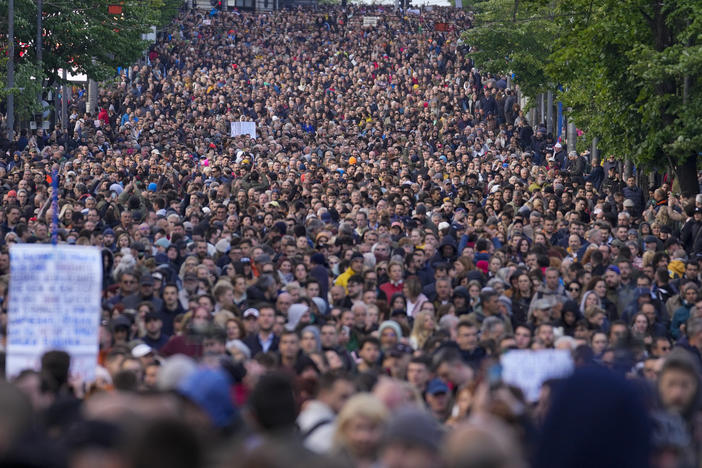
[
  {"x1": 622, "y1": 185, "x2": 645, "y2": 216},
  {"x1": 297, "y1": 400, "x2": 336, "y2": 454},
  {"x1": 243, "y1": 332, "x2": 280, "y2": 357}
]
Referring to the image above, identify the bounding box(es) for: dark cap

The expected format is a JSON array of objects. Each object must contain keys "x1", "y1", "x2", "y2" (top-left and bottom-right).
[
  {"x1": 644, "y1": 235, "x2": 658, "y2": 244},
  {"x1": 111, "y1": 315, "x2": 132, "y2": 331},
  {"x1": 140, "y1": 275, "x2": 154, "y2": 286},
  {"x1": 426, "y1": 378, "x2": 449, "y2": 395}
]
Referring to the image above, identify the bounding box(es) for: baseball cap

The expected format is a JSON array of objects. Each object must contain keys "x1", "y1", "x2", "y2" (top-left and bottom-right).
[
  {"x1": 140, "y1": 275, "x2": 154, "y2": 286},
  {"x1": 132, "y1": 343, "x2": 154, "y2": 358},
  {"x1": 155, "y1": 237, "x2": 171, "y2": 249},
  {"x1": 243, "y1": 308, "x2": 259, "y2": 318},
  {"x1": 426, "y1": 378, "x2": 449, "y2": 395},
  {"x1": 111, "y1": 315, "x2": 132, "y2": 331}
]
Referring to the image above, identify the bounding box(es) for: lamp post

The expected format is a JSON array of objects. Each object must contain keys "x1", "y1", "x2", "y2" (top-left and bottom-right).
[{"x1": 6, "y1": 0, "x2": 15, "y2": 141}]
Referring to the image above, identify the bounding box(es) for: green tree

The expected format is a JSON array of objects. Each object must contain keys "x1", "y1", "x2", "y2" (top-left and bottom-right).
[
  {"x1": 463, "y1": 0, "x2": 558, "y2": 98},
  {"x1": 547, "y1": 0, "x2": 702, "y2": 194},
  {"x1": 1, "y1": 0, "x2": 179, "y2": 82}
]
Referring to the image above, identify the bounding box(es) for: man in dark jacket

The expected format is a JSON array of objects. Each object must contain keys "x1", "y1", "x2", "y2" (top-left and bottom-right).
[
  {"x1": 681, "y1": 206, "x2": 702, "y2": 254},
  {"x1": 622, "y1": 176, "x2": 645, "y2": 217},
  {"x1": 309, "y1": 253, "x2": 331, "y2": 304},
  {"x1": 585, "y1": 159, "x2": 605, "y2": 190},
  {"x1": 602, "y1": 166, "x2": 624, "y2": 194},
  {"x1": 566, "y1": 151, "x2": 586, "y2": 177},
  {"x1": 243, "y1": 304, "x2": 280, "y2": 356},
  {"x1": 432, "y1": 235, "x2": 458, "y2": 266}
]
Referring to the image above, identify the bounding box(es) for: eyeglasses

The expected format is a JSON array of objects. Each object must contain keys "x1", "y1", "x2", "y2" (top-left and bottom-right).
[{"x1": 569, "y1": 287, "x2": 580, "y2": 292}]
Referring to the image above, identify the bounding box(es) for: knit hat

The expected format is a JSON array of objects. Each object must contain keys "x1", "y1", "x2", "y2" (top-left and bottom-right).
[
  {"x1": 177, "y1": 368, "x2": 237, "y2": 428},
  {"x1": 384, "y1": 408, "x2": 444, "y2": 452},
  {"x1": 378, "y1": 320, "x2": 403, "y2": 339}
]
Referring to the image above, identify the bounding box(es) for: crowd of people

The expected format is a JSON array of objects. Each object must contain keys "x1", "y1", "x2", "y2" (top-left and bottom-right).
[{"x1": 1, "y1": 2, "x2": 702, "y2": 468}]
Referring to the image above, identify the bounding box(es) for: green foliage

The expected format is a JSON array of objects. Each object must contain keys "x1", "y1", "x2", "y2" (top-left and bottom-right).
[
  {"x1": 463, "y1": 0, "x2": 557, "y2": 97},
  {"x1": 463, "y1": 0, "x2": 702, "y2": 191},
  {"x1": 0, "y1": 54, "x2": 43, "y2": 121},
  {"x1": 12, "y1": 61, "x2": 44, "y2": 121},
  {"x1": 547, "y1": 0, "x2": 702, "y2": 188},
  {"x1": 1, "y1": 0, "x2": 177, "y2": 82},
  {"x1": 158, "y1": 0, "x2": 185, "y2": 27}
]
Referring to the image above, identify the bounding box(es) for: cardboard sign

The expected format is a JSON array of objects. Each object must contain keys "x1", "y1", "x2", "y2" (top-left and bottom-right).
[
  {"x1": 6, "y1": 245, "x2": 103, "y2": 380},
  {"x1": 434, "y1": 22, "x2": 452, "y2": 32},
  {"x1": 500, "y1": 349, "x2": 574, "y2": 402},
  {"x1": 363, "y1": 16, "x2": 379, "y2": 27},
  {"x1": 230, "y1": 121, "x2": 257, "y2": 139}
]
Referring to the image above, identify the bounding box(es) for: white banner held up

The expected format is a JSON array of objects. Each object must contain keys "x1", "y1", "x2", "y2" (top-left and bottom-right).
[
  {"x1": 6, "y1": 245, "x2": 103, "y2": 381},
  {"x1": 362, "y1": 16, "x2": 379, "y2": 27},
  {"x1": 230, "y1": 121, "x2": 257, "y2": 139},
  {"x1": 500, "y1": 349, "x2": 574, "y2": 402}
]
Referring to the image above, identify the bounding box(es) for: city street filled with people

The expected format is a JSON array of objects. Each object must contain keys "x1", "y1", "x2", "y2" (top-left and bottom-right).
[{"x1": 1, "y1": 3, "x2": 702, "y2": 468}]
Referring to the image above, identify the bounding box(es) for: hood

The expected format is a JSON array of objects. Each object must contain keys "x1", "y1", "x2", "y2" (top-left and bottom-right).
[{"x1": 286, "y1": 303, "x2": 309, "y2": 331}]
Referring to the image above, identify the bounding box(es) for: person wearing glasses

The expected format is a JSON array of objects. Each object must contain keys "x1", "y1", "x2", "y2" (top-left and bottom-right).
[
  {"x1": 106, "y1": 269, "x2": 140, "y2": 309},
  {"x1": 566, "y1": 281, "x2": 582, "y2": 303}
]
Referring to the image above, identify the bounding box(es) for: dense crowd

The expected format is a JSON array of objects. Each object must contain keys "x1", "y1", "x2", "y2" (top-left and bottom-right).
[{"x1": 1, "y1": 3, "x2": 702, "y2": 468}]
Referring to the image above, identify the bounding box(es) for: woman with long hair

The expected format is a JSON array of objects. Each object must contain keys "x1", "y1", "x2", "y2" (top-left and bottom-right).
[
  {"x1": 584, "y1": 276, "x2": 617, "y2": 320},
  {"x1": 409, "y1": 309, "x2": 437, "y2": 350},
  {"x1": 403, "y1": 275, "x2": 428, "y2": 317},
  {"x1": 511, "y1": 272, "x2": 534, "y2": 326}
]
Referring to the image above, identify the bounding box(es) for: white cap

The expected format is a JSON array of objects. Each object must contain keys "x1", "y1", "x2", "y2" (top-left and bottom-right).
[
  {"x1": 132, "y1": 343, "x2": 153, "y2": 358},
  {"x1": 438, "y1": 222, "x2": 450, "y2": 231},
  {"x1": 243, "y1": 308, "x2": 259, "y2": 318}
]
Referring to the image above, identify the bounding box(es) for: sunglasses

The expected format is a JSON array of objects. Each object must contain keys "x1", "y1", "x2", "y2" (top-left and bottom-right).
[{"x1": 569, "y1": 287, "x2": 580, "y2": 292}]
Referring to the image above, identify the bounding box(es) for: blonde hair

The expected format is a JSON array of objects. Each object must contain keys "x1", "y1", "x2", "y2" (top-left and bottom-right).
[
  {"x1": 642, "y1": 250, "x2": 656, "y2": 267},
  {"x1": 410, "y1": 310, "x2": 436, "y2": 350},
  {"x1": 333, "y1": 393, "x2": 389, "y2": 453}
]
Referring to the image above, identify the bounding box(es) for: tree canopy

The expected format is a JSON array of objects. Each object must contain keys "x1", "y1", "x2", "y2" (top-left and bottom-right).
[
  {"x1": 2, "y1": 0, "x2": 181, "y2": 127},
  {"x1": 463, "y1": 0, "x2": 702, "y2": 194}
]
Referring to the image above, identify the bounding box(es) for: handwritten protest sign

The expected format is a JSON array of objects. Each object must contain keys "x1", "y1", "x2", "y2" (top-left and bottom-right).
[
  {"x1": 500, "y1": 349, "x2": 574, "y2": 402},
  {"x1": 6, "y1": 245, "x2": 102, "y2": 380},
  {"x1": 363, "y1": 16, "x2": 379, "y2": 27},
  {"x1": 230, "y1": 121, "x2": 257, "y2": 139}
]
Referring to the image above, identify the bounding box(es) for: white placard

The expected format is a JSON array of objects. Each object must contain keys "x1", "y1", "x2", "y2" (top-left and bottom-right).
[
  {"x1": 500, "y1": 349, "x2": 574, "y2": 402},
  {"x1": 230, "y1": 121, "x2": 257, "y2": 139},
  {"x1": 202, "y1": 19, "x2": 211, "y2": 25},
  {"x1": 363, "y1": 16, "x2": 379, "y2": 27},
  {"x1": 6, "y1": 245, "x2": 103, "y2": 381}
]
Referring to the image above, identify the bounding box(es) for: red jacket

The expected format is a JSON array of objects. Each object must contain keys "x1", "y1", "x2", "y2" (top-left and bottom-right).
[{"x1": 380, "y1": 281, "x2": 404, "y2": 304}]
